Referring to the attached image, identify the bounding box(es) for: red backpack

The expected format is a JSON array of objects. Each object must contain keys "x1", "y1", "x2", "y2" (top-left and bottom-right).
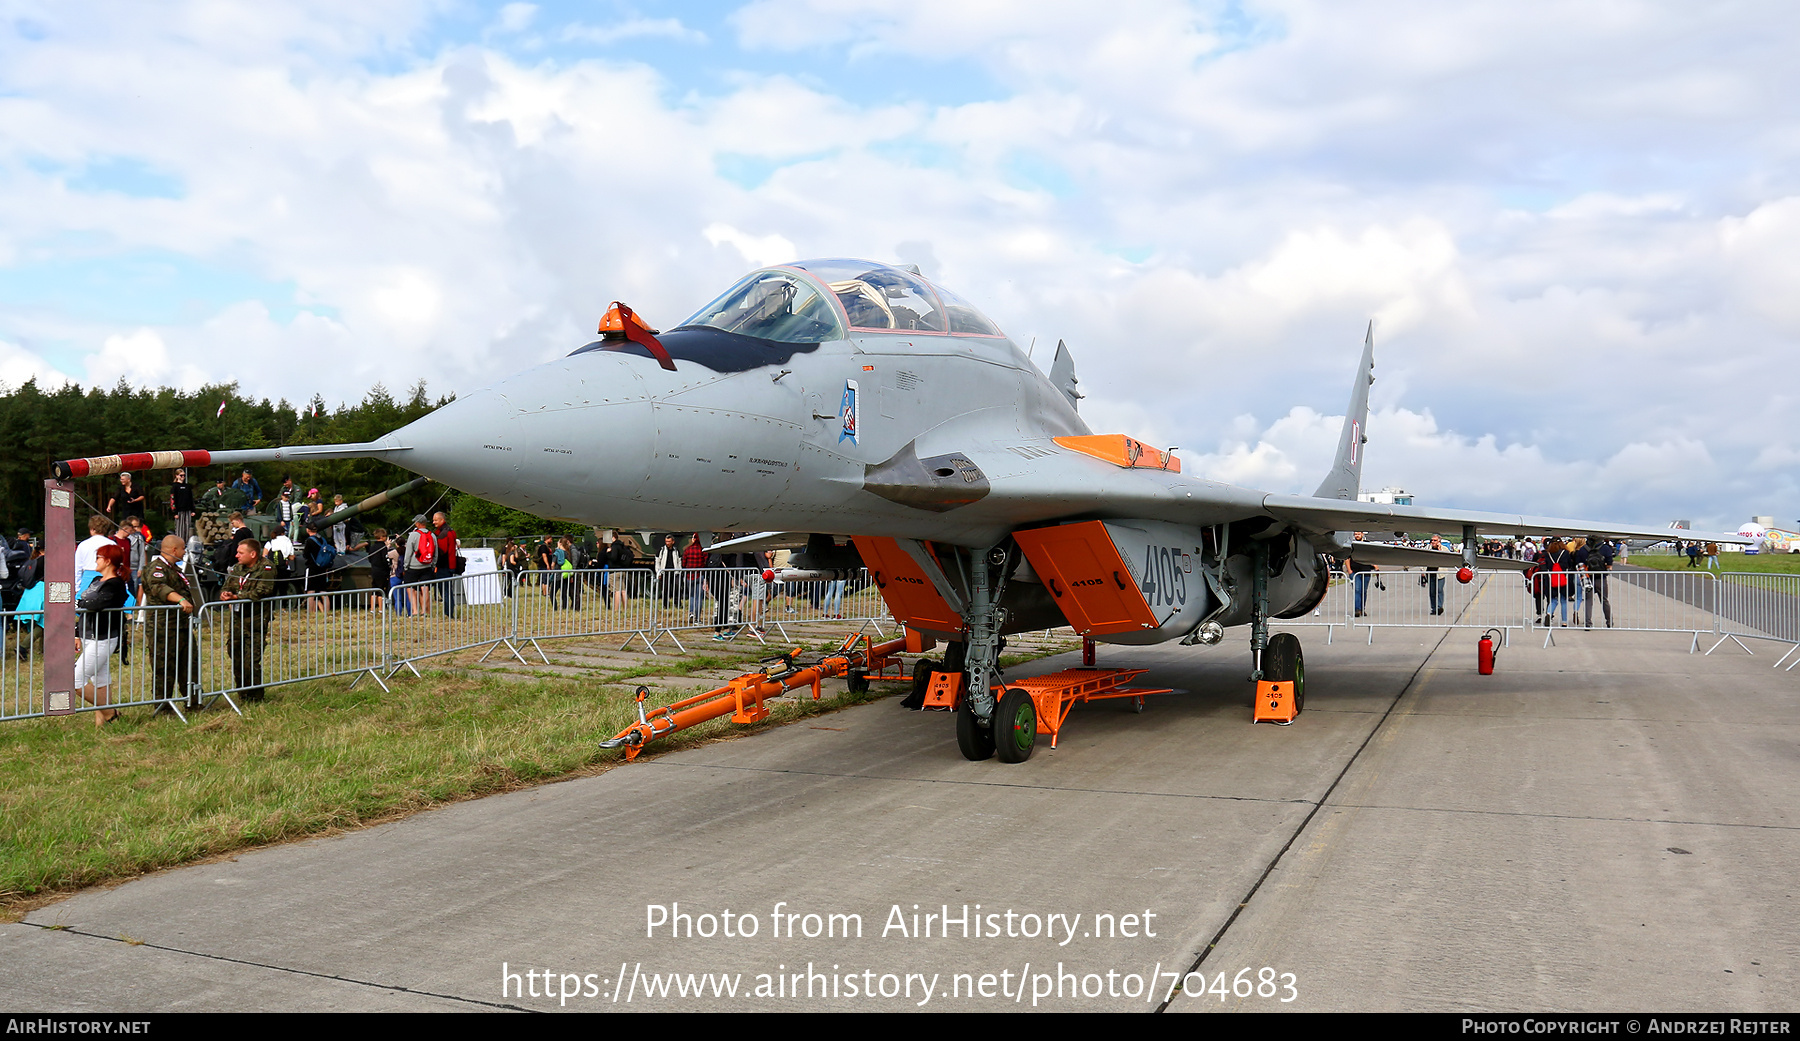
[{"x1": 414, "y1": 528, "x2": 437, "y2": 567}]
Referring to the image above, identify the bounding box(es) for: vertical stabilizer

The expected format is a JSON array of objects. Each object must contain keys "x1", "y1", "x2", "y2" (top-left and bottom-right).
[
  {"x1": 1312, "y1": 323, "x2": 1374, "y2": 501},
  {"x1": 1048, "y1": 339, "x2": 1083, "y2": 412}
]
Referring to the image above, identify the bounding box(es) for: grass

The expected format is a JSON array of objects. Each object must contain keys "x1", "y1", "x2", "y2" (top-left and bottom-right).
[
  {"x1": 0, "y1": 667, "x2": 897, "y2": 915},
  {"x1": 0, "y1": 628, "x2": 1082, "y2": 916},
  {"x1": 1626, "y1": 552, "x2": 1800, "y2": 578}
]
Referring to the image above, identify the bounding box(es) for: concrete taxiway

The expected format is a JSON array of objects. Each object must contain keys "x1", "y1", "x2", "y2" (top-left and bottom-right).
[{"x1": 4, "y1": 623, "x2": 1796, "y2": 1012}]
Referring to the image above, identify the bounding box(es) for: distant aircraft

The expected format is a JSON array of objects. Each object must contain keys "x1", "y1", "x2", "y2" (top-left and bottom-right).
[{"x1": 54, "y1": 259, "x2": 1745, "y2": 761}]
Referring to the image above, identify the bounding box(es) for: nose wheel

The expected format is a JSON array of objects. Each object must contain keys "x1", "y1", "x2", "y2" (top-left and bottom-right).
[
  {"x1": 994, "y1": 687, "x2": 1037, "y2": 763},
  {"x1": 956, "y1": 697, "x2": 995, "y2": 761}
]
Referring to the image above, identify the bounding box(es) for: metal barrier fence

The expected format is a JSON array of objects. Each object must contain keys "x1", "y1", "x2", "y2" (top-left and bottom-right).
[
  {"x1": 90, "y1": 601, "x2": 203, "y2": 718},
  {"x1": 5, "y1": 601, "x2": 212, "y2": 723},
  {"x1": 1348, "y1": 566, "x2": 1527, "y2": 641},
  {"x1": 1278, "y1": 567, "x2": 1800, "y2": 661},
  {"x1": 8, "y1": 562, "x2": 1795, "y2": 727},
  {"x1": 193, "y1": 585, "x2": 390, "y2": 701},
  {"x1": 3, "y1": 609, "x2": 41, "y2": 721},
  {"x1": 1541, "y1": 569, "x2": 1718, "y2": 645},
  {"x1": 1708, "y1": 572, "x2": 1800, "y2": 667},
  {"x1": 385, "y1": 571, "x2": 526, "y2": 676},
  {"x1": 511, "y1": 567, "x2": 664, "y2": 657},
  {"x1": 1275, "y1": 568, "x2": 1529, "y2": 644},
  {"x1": 505, "y1": 567, "x2": 891, "y2": 655}
]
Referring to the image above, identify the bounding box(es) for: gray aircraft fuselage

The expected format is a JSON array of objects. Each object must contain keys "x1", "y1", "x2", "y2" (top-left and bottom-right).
[{"x1": 388, "y1": 283, "x2": 1266, "y2": 547}]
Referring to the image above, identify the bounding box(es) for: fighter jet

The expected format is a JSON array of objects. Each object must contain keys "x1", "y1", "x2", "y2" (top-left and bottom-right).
[{"x1": 52, "y1": 258, "x2": 1742, "y2": 762}]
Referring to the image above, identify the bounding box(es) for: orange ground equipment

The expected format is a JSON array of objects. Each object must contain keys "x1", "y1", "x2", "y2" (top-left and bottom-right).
[
  {"x1": 917, "y1": 666, "x2": 1172, "y2": 751},
  {"x1": 600, "y1": 632, "x2": 910, "y2": 761},
  {"x1": 1253, "y1": 679, "x2": 1299, "y2": 725}
]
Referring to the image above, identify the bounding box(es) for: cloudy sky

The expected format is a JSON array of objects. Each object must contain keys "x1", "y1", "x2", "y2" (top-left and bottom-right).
[{"x1": 1, "y1": 0, "x2": 1795, "y2": 531}]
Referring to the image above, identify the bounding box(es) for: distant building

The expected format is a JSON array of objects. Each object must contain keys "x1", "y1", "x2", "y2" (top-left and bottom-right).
[{"x1": 1357, "y1": 486, "x2": 1413, "y2": 506}]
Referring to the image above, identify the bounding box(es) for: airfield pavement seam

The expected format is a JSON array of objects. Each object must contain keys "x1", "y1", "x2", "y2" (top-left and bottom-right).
[
  {"x1": 16, "y1": 922, "x2": 532, "y2": 1013},
  {"x1": 640, "y1": 759, "x2": 1318, "y2": 806},
  {"x1": 1152, "y1": 606, "x2": 1467, "y2": 1013},
  {"x1": 1307, "y1": 801, "x2": 1800, "y2": 831}
]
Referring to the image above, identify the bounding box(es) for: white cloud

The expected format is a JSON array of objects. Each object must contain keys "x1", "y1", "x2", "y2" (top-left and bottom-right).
[
  {"x1": 83, "y1": 328, "x2": 209, "y2": 390},
  {"x1": 703, "y1": 223, "x2": 798, "y2": 269},
  {"x1": 0, "y1": 0, "x2": 1793, "y2": 527},
  {"x1": 495, "y1": 3, "x2": 536, "y2": 35},
  {"x1": 560, "y1": 17, "x2": 706, "y2": 47},
  {"x1": 0, "y1": 338, "x2": 72, "y2": 390}
]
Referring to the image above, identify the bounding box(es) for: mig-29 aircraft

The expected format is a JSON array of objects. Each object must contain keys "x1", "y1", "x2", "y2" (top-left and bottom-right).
[{"x1": 53, "y1": 259, "x2": 1740, "y2": 763}]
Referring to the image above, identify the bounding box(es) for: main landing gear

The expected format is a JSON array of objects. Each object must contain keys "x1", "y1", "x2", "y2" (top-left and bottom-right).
[{"x1": 1249, "y1": 538, "x2": 1305, "y2": 724}]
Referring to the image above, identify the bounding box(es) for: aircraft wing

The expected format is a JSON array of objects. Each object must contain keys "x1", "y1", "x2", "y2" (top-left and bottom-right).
[{"x1": 1261, "y1": 493, "x2": 1751, "y2": 546}]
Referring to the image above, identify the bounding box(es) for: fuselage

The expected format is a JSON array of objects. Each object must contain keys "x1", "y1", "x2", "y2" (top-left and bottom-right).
[{"x1": 385, "y1": 260, "x2": 1274, "y2": 547}]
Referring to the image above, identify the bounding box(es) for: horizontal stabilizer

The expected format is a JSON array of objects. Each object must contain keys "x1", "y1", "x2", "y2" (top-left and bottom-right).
[{"x1": 1341, "y1": 544, "x2": 1533, "y2": 572}]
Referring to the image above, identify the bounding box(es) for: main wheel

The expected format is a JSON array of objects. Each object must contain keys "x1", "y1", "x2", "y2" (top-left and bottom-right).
[
  {"x1": 901, "y1": 658, "x2": 936, "y2": 710},
  {"x1": 994, "y1": 687, "x2": 1037, "y2": 763},
  {"x1": 1265, "y1": 632, "x2": 1305, "y2": 714},
  {"x1": 1294, "y1": 647, "x2": 1305, "y2": 713},
  {"x1": 955, "y1": 694, "x2": 995, "y2": 761}
]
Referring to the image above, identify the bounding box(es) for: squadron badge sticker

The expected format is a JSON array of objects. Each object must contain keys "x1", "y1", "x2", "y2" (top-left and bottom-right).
[{"x1": 839, "y1": 379, "x2": 859, "y2": 444}]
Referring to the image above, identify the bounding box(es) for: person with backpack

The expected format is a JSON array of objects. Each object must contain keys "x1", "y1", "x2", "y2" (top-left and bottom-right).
[
  {"x1": 1534, "y1": 537, "x2": 1576, "y2": 626},
  {"x1": 1579, "y1": 535, "x2": 1614, "y2": 629},
  {"x1": 604, "y1": 534, "x2": 636, "y2": 611},
  {"x1": 403, "y1": 515, "x2": 437, "y2": 615}
]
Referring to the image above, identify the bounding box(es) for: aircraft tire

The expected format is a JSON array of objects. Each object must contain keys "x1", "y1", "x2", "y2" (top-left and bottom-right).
[
  {"x1": 956, "y1": 695, "x2": 995, "y2": 761},
  {"x1": 995, "y1": 687, "x2": 1037, "y2": 764},
  {"x1": 1265, "y1": 632, "x2": 1305, "y2": 715},
  {"x1": 901, "y1": 658, "x2": 936, "y2": 710}
]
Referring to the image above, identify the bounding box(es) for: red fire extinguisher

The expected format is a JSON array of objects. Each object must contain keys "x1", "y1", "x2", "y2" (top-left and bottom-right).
[{"x1": 1478, "y1": 628, "x2": 1501, "y2": 675}]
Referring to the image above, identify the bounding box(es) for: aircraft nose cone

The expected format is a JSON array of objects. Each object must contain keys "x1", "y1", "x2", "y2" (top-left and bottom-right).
[
  {"x1": 391, "y1": 352, "x2": 656, "y2": 521},
  {"x1": 391, "y1": 386, "x2": 521, "y2": 501}
]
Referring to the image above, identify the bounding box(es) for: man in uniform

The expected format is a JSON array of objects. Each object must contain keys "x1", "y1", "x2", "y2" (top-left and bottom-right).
[
  {"x1": 199, "y1": 476, "x2": 234, "y2": 514},
  {"x1": 217, "y1": 538, "x2": 277, "y2": 702},
  {"x1": 140, "y1": 533, "x2": 198, "y2": 712}
]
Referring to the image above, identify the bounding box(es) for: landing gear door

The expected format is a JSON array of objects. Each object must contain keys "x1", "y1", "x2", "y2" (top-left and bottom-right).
[
  {"x1": 854, "y1": 536, "x2": 964, "y2": 637},
  {"x1": 1014, "y1": 520, "x2": 1207, "y2": 641}
]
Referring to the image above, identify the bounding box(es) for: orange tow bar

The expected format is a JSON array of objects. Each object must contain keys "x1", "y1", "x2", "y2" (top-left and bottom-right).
[{"x1": 600, "y1": 632, "x2": 910, "y2": 761}]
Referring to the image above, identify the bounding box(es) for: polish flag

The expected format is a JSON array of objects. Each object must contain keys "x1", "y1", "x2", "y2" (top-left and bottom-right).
[{"x1": 216, "y1": 401, "x2": 226, "y2": 418}]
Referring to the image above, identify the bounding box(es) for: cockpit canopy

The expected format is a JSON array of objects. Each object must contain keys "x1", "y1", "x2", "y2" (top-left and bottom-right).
[{"x1": 680, "y1": 258, "x2": 1006, "y2": 342}]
